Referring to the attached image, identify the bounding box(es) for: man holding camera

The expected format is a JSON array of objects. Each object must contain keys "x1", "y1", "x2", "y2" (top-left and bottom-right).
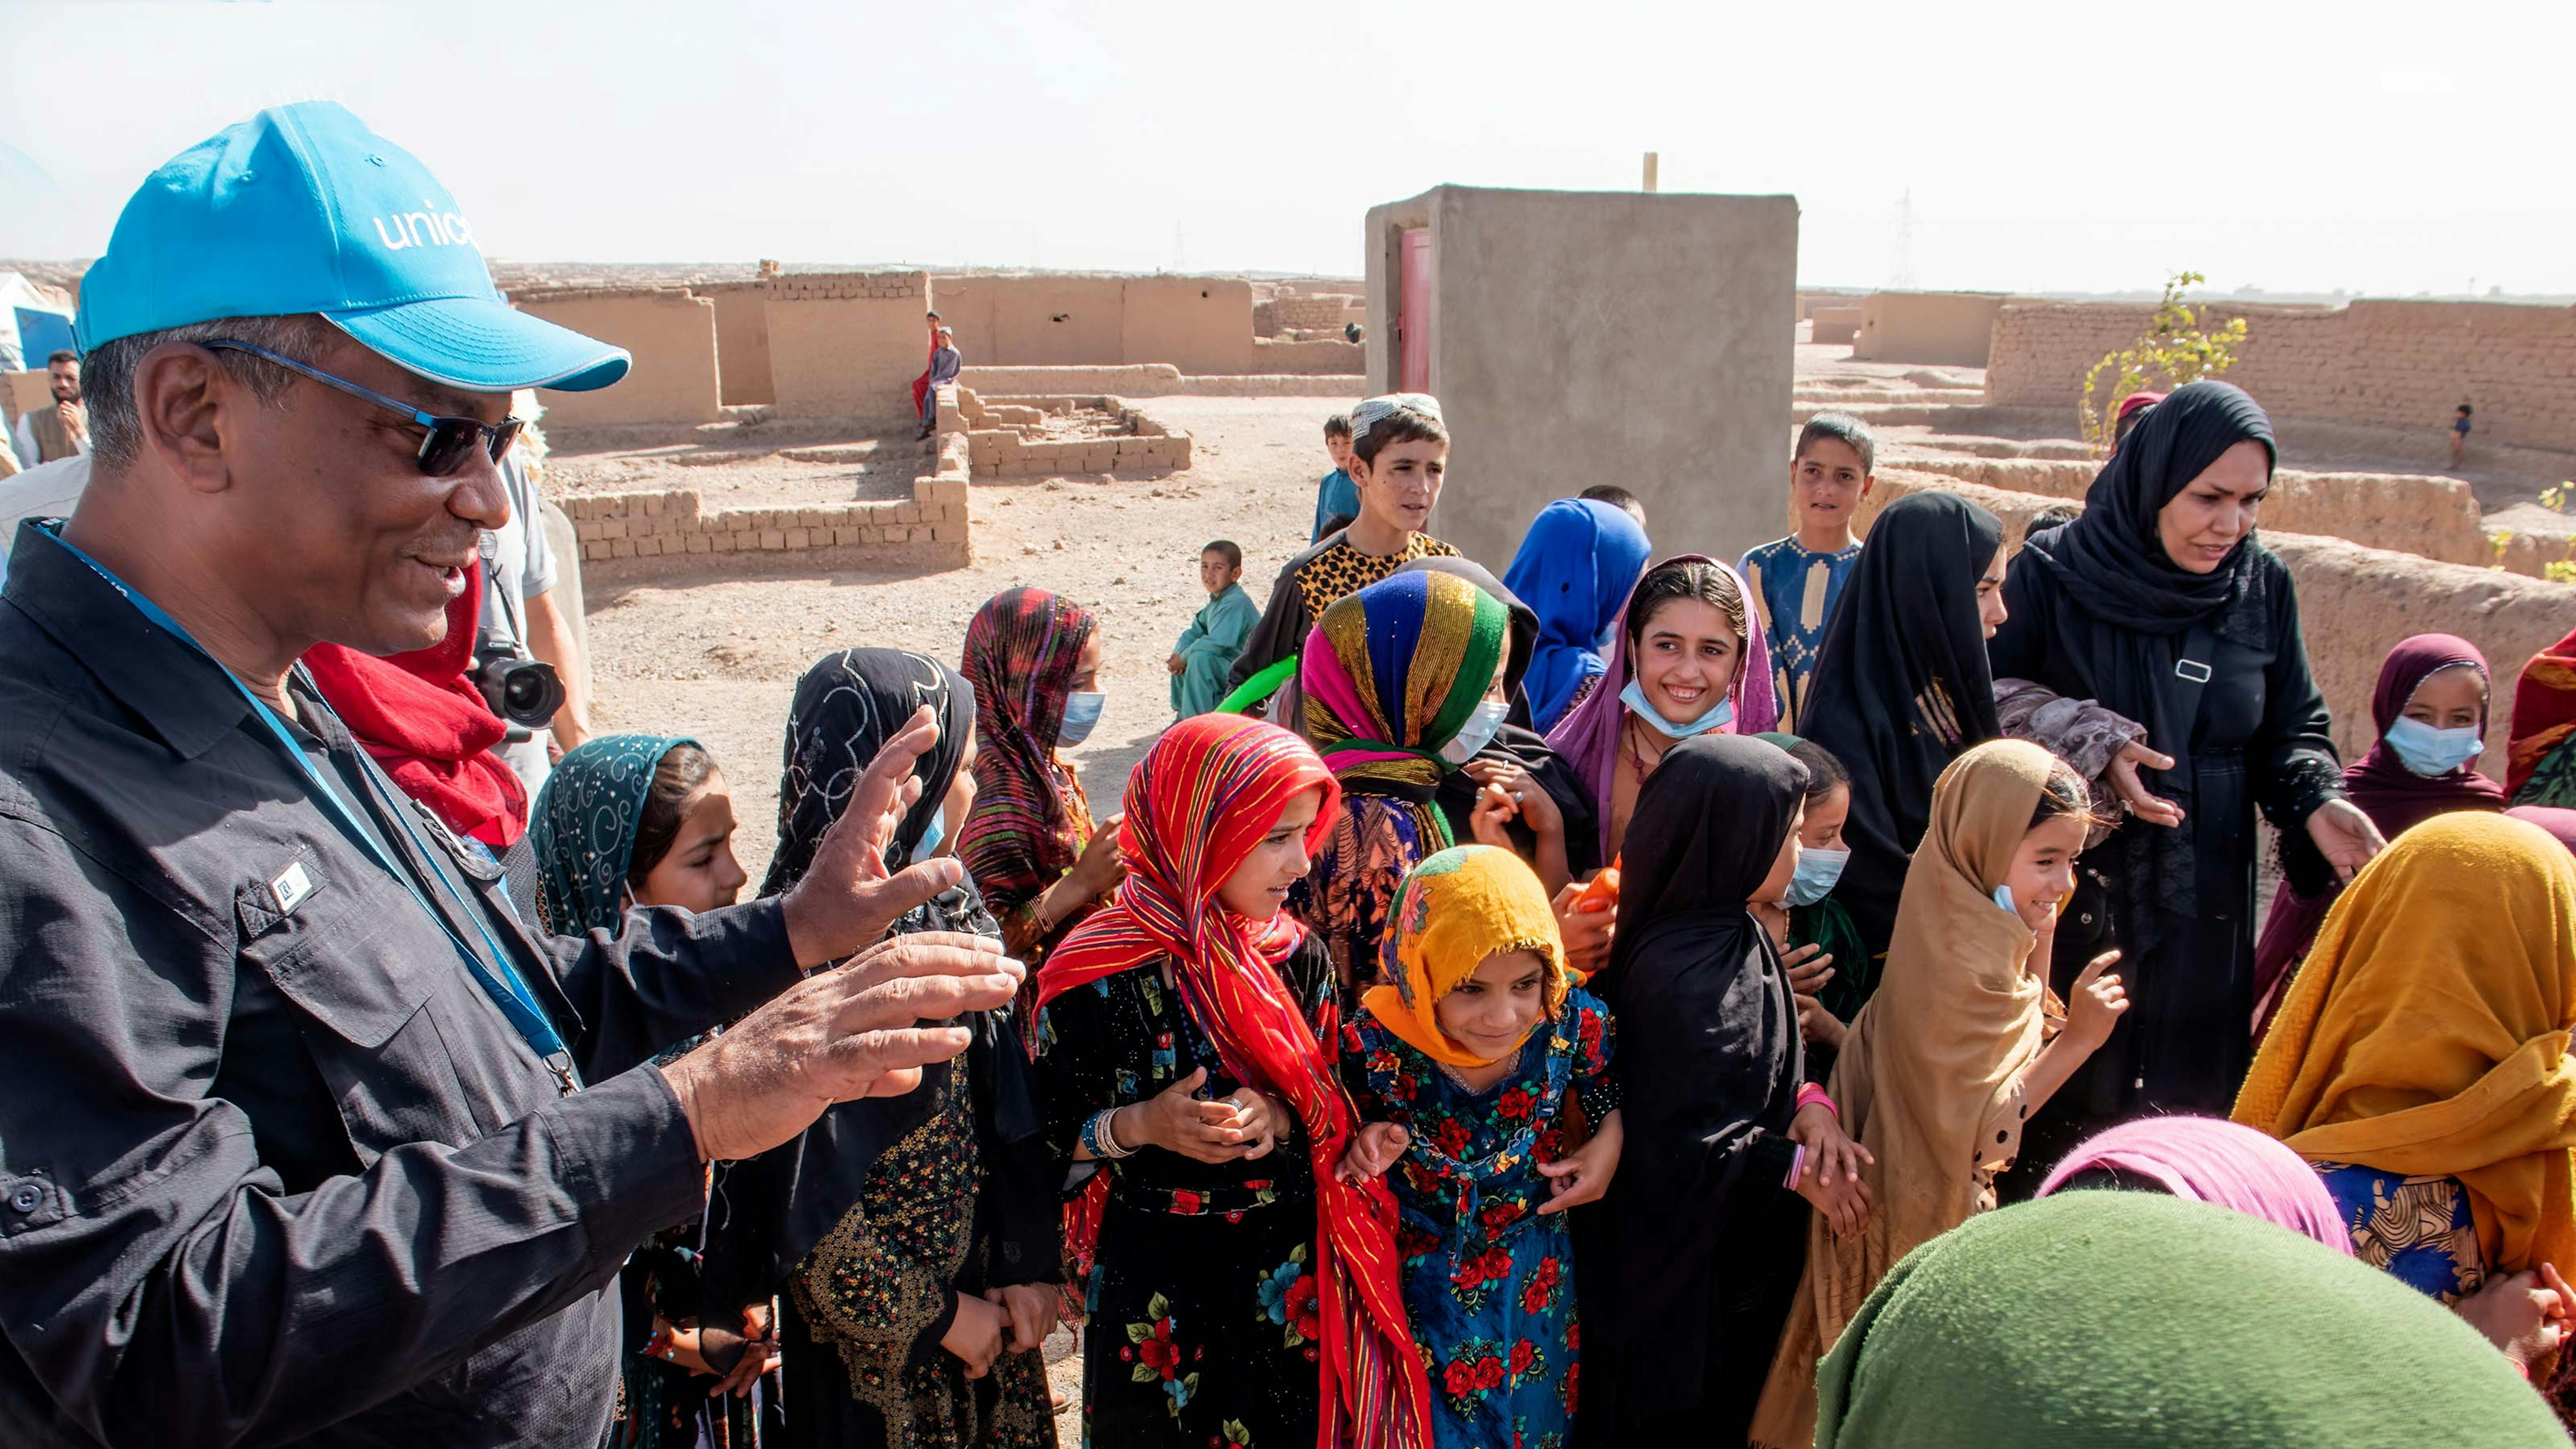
[{"x1": 0, "y1": 101, "x2": 1018, "y2": 1448}]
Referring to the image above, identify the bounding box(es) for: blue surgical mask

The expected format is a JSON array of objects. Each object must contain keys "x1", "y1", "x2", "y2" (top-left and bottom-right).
[
  {"x1": 1993, "y1": 883, "x2": 2017, "y2": 915},
  {"x1": 1438, "y1": 699, "x2": 1510, "y2": 766},
  {"x1": 1619, "y1": 678, "x2": 1735, "y2": 739},
  {"x1": 1785, "y1": 845, "x2": 1849, "y2": 907},
  {"x1": 911, "y1": 804, "x2": 946, "y2": 864},
  {"x1": 1058, "y1": 691, "x2": 1106, "y2": 747},
  {"x1": 2383, "y1": 715, "x2": 2483, "y2": 778}
]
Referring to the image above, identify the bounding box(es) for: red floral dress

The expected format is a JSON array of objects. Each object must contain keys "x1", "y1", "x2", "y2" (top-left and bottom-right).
[
  {"x1": 1340, "y1": 991, "x2": 1618, "y2": 1449},
  {"x1": 1033, "y1": 941, "x2": 1337, "y2": 1448}
]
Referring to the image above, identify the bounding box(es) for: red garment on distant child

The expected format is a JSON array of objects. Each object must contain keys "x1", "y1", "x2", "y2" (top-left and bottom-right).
[{"x1": 304, "y1": 562, "x2": 529, "y2": 848}]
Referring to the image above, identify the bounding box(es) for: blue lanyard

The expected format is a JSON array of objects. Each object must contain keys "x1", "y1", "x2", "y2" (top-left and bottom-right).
[{"x1": 44, "y1": 524, "x2": 579, "y2": 1093}]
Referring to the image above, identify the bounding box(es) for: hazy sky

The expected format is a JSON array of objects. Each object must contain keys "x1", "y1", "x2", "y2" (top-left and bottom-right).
[{"x1": 5, "y1": 0, "x2": 2569, "y2": 296}]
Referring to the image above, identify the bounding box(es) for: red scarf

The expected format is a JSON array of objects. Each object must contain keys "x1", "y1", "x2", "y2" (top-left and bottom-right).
[
  {"x1": 1037, "y1": 714, "x2": 1431, "y2": 1449},
  {"x1": 303, "y1": 563, "x2": 529, "y2": 848}
]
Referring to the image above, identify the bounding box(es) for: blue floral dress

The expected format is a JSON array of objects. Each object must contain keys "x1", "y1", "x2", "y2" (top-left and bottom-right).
[
  {"x1": 1339, "y1": 991, "x2": 1618, "y2": 1449},
  {"x1": 2313, "y1": 1162, "x2": 2488, "y2": 1302}
]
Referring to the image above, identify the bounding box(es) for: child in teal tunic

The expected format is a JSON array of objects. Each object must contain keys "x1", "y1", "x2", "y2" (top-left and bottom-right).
[{"x1": 1168, "y1": 539, "x2": 1258, "y2": 716}]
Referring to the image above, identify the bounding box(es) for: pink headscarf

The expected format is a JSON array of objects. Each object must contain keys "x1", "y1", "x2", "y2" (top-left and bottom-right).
[
  {"x1": 1542, "y1": 553, "x2": 1778, "y2": 861},
  {"x1": 2036, "y1": 1116, "x2": 2351, "y2": 1254}
]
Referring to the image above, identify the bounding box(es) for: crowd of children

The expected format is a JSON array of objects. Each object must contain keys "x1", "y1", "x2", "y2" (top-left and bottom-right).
[{"x1": 501, "y1": 386, "x2": 2576, "y2": 1449}]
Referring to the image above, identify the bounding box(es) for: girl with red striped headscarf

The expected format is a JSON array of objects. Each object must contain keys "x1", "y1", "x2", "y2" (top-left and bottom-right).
[{"x1": 1033, "y1": 713, "x2": 1432, "y2": 1449}]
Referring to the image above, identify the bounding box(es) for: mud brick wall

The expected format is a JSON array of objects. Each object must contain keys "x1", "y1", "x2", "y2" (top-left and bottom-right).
[
  {"x1": 566, "y1": 381, "x2": 970, "y2": 569},
  {"x1": 765, "y1": 270, "x2": 932, "y2": 419},
  {"x1": 1986, "y1": 298, "x2": 2576, "y2": 453},
  {"x1": 510, "y1": 288, "x2": 723, "y2": 427}
]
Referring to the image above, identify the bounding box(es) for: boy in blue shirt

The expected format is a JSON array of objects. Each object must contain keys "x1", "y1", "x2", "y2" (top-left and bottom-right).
[
  {"x1": 1739, "y1": 412, "x2": 1875, "y2": 730},
  {"x1": 1311, "y1": 412, "x2": 1358, "y2": 540}
]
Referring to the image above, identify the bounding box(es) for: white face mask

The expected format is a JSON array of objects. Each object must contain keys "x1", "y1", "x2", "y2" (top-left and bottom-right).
[
  {"x1": 1620, "y1": 677, "x2": 1735, "y2": 739},
  {"x1": 1438, "y1": 699, "x2": 1510, "y2": 766}
]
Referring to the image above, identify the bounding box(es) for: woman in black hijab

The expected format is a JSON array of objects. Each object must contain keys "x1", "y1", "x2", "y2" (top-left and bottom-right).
[
  {"x1": 1797, "y1": 491, "x2": 2009, "y2": 963},
  {"x1": 1989, "y1": 379, "x2": 2381, "y2": 1178},
  {"x1": 1399, "y1": 553, "x2": 1604, "y2": 881},
  {"x1": 1582, "y1": 734, "x2": 1872, "y2": 1446},
  {"x1": 706, "y1": 647, "x2": 1059, "y2": 1449}
]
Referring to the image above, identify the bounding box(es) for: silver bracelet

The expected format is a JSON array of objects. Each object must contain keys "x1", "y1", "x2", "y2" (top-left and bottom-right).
[{"x1": 1090, "y1": 1107, "x2": 1137, "y2": 1159}]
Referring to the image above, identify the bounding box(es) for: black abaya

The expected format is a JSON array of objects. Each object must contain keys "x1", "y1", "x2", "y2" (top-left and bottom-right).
[
  {"x1": 1584, "y1": 735, "x2": 1813, "y2": 1444},
  {"x1": 1798, "y1": 491, "x2": 2006, "y2": 961},
  {"x1": 1988, "y1": 381, "x2": 2344, "y2": 1178}
]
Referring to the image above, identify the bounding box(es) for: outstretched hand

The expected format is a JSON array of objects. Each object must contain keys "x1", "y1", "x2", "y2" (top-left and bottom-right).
[
  {"x1": 781, "y1": 705, "x2": 964, "y2": 968},
  {"x1": 660, "y1": 930, "x2": 1022, "y2": 1163},
  {"x1": 2305, "y1": 797, "x2": 2387, "y2": 884},
  {"x1": 2106, "y1": 740, "x2": 2184, "y2": 829}
]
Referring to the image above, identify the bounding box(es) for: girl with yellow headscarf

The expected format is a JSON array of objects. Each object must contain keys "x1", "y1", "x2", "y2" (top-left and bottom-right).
[
  {"x1": 1334, "y1": 845, "x2": 1621, "y2": 1449},
  {"x1": 2234, "y1": 811, "x2": 2576, "y2": 1400}
]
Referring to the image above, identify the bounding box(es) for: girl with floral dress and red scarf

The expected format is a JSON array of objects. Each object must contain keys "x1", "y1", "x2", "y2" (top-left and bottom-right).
[{"x1": 1032, "y1": 714, "x2": 1433, "y2": 1449}]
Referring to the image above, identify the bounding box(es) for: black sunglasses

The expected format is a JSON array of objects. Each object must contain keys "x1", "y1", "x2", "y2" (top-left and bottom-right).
[{"x1": 204, "y1": 338, "x2": 524, "y2": 476}]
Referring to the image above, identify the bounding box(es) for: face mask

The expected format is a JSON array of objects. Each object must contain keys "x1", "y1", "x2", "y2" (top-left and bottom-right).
[
  {"x1": 1785, "y1": 846, "x2": 1849, "y2": 907},
  {"x1": 2383, "y1": 715, "x2": 2482, "y2": 778},
  {"x1": 910, "y1": 805, "x2": 946, "y2": 865},
  {"x1": 1993, "y1": 883, "x2": 2017, "y2": 916},
  {"x1": 1620, "y1": 678, "x2": 1735, "y2": 739},
  {"x1": 1058, "y1": 691, "x2": 1106, "y2": 747},
  {"x1": 1438, "y1": 699, "x2": 1510, "y2": 766}
]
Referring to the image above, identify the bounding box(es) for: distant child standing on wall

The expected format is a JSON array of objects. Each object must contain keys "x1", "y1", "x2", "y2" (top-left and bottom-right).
[
  {"x1": 1739, "y1": 413, "x2": 1876, "y2": 731},
  {"x1": 2451, "y1": 402, "x2": 2473, "y2": 469},
  {"x1": 1169, "y1": 539, "x2": 1259, "y2": 717},
  {"x1": 1313, "y1": 412, "x2": 1359, "y2": 541}
]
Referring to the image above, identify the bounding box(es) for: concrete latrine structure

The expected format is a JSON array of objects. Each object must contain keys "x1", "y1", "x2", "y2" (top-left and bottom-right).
[{"x1": 1363, "y1": 185, "x2": 1799, "y2": 568}]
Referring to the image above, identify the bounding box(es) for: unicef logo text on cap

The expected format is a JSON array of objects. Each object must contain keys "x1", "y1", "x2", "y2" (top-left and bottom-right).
[{"x1": 75, "y1": 101, "x2": 629, "y2": 395}]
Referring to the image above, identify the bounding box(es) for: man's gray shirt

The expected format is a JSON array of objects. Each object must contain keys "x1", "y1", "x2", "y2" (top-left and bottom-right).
[{"x1": 0, "y1": 520, "x2": 801, "y2": 1446}]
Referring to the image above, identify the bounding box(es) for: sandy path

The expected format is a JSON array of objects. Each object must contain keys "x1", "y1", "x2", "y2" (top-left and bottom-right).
[{"x1": 581, "y1": 394, "x2": 1355, "y2": 887}]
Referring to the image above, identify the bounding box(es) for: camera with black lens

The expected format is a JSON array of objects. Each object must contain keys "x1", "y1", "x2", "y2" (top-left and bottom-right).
[
  {"x1": 471, "y1": 631, "x2": 565, "y2": 730},
  {"x1": 469, "y1": 529, "x2": 565, "y2": 732}
]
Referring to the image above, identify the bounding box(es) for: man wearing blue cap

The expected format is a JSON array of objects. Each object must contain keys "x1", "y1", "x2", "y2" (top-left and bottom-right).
[{"x1": 0, "y1": 102, "x2": 1021, "y2": 1448}]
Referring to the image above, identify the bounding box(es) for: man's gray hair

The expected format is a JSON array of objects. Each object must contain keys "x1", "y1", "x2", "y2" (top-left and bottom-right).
[{"x1": 81, "y1": 315, "x2": 342, "y2": 472}]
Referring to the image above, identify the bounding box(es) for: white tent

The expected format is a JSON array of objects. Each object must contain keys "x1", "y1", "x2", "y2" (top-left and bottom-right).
[{"x1": 0, "y1": 273, "x2": 76, "y2": 373}]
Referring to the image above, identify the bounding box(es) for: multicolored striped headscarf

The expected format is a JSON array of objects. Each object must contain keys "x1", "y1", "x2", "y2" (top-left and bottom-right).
[
  {"x1": 957, "y1": 586, "x2": 1098, "y2": 928},
  {"x1": 1300, "y1": 569, "x2": 1509, "y2": 811},
  {"x1": 531, "y1": 732, "x2": 695, "y2": 935},
  {"x1": 1038, "y1": 715, "x2": 1434, "y2": 1449}
]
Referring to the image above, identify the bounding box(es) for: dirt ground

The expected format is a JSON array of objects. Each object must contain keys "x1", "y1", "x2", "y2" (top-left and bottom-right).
[{"x1": 580, "y1": 395, "x2": 1351, "y2": 888}]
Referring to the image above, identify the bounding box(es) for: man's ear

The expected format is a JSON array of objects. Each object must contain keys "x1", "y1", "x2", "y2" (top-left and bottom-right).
[{"x1": 135, "y1": 344, "x2": 241, "y2": 497}]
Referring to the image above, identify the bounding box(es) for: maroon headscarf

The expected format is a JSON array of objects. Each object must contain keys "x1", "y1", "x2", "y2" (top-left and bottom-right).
[{"x1": 2251, "y1": 633, "x2": 2507, "y2": 1035}]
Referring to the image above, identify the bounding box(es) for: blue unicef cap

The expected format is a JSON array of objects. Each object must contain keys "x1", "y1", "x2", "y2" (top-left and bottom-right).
[{"x1": 75, "y1": 101, "x2": 628, "y2": 393}]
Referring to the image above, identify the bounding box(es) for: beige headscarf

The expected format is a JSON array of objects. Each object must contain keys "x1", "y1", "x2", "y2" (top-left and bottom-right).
[{"x1": 1752, "y1": 738, "x2": 2062, "y2": 1448}]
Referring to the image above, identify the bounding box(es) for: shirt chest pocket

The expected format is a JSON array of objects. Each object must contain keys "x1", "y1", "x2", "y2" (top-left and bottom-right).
[{"x1": 235, "y1": 855, "x2": 530, "y2": 1163}]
